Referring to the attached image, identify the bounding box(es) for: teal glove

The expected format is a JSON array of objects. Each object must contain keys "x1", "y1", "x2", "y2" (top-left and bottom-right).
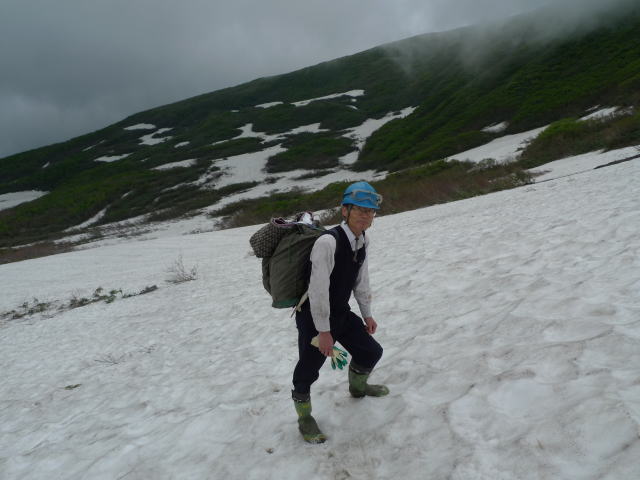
[
  {"x1": 330, "y1": 346, "x2": 348, "y2": 370},
  {"x1": 310, "y1": 336, "x2": 349, "y2": 370}
]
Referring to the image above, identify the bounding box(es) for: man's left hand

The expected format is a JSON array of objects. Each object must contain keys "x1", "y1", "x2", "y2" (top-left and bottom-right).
[{"x1": 364, "y1": 317, "x2": 377, "y2": 334}]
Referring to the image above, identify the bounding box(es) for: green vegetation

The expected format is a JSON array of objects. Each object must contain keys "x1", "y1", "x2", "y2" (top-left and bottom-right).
[
  {"x1": 250, "y1": 102, "x2": 368, "y2": 133},
  {"x1": 0, "y1": 157, "x2": 251, "y2": 247},
  {"x1": 266, "y1": 135, "x2": 356, "y2": 172},
  {"x1": 519, "y1": 111, "x2": 640, "y2": 167},
  {"x1": 356, "y1": 15, "x2": 640, "y2": 171}
]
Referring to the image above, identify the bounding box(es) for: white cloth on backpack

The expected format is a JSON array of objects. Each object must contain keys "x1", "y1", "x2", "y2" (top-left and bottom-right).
[{"x1": 307, "y1": 222, "x2": 372, "y2": 333}]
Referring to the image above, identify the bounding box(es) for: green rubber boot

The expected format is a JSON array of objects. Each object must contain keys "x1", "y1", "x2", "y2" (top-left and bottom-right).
[
  {"x1": 348, "y1": 364, "x2": 390, "y2": 398},
  {"x1": 292, "y1": 391, "x2": 326, "y2": 444}
]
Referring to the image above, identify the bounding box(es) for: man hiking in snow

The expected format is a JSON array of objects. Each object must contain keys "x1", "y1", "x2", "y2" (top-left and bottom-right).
[{"x1": 292, "y1": 181, "x2": 389, "y2": 444}]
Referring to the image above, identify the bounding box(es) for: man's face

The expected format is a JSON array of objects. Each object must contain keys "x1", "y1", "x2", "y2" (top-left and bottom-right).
[{"x1": 342, "y1": 205, "x2": 375, "y2": 234}]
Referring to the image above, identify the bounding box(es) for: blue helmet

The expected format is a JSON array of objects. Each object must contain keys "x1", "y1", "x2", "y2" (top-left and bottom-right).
[{"x1": 342, "y1": 181, "x2": 382, "y2": 210}]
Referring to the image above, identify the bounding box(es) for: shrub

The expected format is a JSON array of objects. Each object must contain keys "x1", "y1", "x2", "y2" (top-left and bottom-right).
[{"x1": 166, "y1": 255, "x2": 198, "y2": 284}]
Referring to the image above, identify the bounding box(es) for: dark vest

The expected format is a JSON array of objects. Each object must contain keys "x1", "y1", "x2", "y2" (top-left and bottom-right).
[{"x1": 327, "y1": 226, "x2": 366, "y2": 320}]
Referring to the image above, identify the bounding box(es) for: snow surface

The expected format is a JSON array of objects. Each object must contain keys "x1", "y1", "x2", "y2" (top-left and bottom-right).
[
  {"x1": 579, "y1": 106, "x2": 634, "y2": 121},
  {"x1": 287, "y1": 123, "x2": 328, "y2": 135},
  {"x1": 481, "y1": 121, "x2": 509, "y2": 133},
  {"x1": 0, "y1": 190, "x2": 47, "y2": 211},
  {"x1": 83, "y1": 141, "x2": 105, "y2": 151},
  {"x1": 140, "y1": 128, "x2": 173, "y2": 146},
  {"x1": 65, "y1": 208, "x2": 108, "y2": 232},
  {"x1": 212, "y1": 144, "x2": 288, "y2": 189},
  {"x1": 216, "y1": 122, "x2": 328, "y2": 146},
  {"x1": 124, "y1": 124, "x2": 156, "y2": 131},
  {"x1": 255, "y1": 101, "x2": 284, "y2": 109},
  {"x1": 1, "y1": 153, "x2": 639, "y2": 479},
  {"x1": 94, "y1": 154, "x2": 131, "y2": 163},
  {"x1": 250, "y1": 91, "x2": 365, "y2": 109},
  {"x1": 530, "y1": 146, "x2": 640, "y2": 182},
  {"x1": 152, "y1": 159, "x2": 198, "y2": 171},
  {"x1": 174, "y1": 141, "x2": 190, "y2": 148},
  {"x1": 292, "y1": 90, "x2": 365, "y2": 107},
  {"x1": 447, "y1": 126, "x2": 549, "y2": 164}
]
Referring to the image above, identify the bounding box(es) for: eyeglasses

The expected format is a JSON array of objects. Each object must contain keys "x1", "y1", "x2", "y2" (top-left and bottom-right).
[
  {"x1": 345, "y1": 189, "x2": 383, "y2": 207},
  {"x1": 351, "y1": 205, "x2": 376, "y2": 216}
]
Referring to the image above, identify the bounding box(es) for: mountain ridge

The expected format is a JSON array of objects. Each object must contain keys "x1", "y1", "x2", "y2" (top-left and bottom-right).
[{"x1": 1, "y1": 1, "x2": 640, "y2": 252}]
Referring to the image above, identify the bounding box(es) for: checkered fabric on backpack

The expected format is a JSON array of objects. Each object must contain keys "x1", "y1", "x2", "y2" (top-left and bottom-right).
[{"x1": 249, "y1": 218, "x2": 295, "y2": 259}]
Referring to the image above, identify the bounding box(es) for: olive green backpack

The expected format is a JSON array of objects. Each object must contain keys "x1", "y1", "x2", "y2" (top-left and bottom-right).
[{"x1": 250, "y1": 214, "x2": 331, "y2": 309}]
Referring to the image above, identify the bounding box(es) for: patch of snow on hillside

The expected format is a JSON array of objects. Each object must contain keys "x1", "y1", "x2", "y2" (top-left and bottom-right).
[
  {"x1": 152, "y1": 159, "x2": 198, "y2": 171},
  {"x1": 530, "y1": 145, "x2": 640, "y2": 182},
  {"x1": 580, "y1": 106, "x2": 634, "y2": 121},
  {"x1": 140, "y1": 128, "x2": 173, "y2": 146},
  {"x1": 174, "y1": 141, "x2": 190, "y2": 148},
  {"x1": 210, "y1": 145, "x2": 287, "y2": 189},
  {"x1": 482, "y1": 121, "x2": 508, "y2": 133},
  {"x1": 340, "y1": 106, "x2": 416, "y2": 165},
  {"x1": 233, "y1": 123, "x2": 258, "y2": 140},
  {"x1": 95, "y1": 154, "x2": 131, "y2": 163},
  {"x1": 83, "y1": 140, "x2": 105, "y2": 151},
  {"x1": 287, "y1": 123, "x2": 328, "y2": 135},
  {"x1": 217, "y1": 123, "x2": 283, "y2": 145},
  {"x1": 447, "y1": 125, "x2": 548, "y2": 164},
  {"x1": 65, "y1": 208, "x2": 108, "y2": 232},
  {"x1": 42, "y1": 162, "x2": 50, "y2": 169},
  {"x1": 255, "y1": 101, "x2": 283, "y2": 109},
  {"x1": 124, "y1": 123, "x2": 156, "y2": 130},
  {"x1": 292, "y1": 89, "x2": 365, "y2": 107},
  {"x1": 0, "y1": 190, "x2": 48, "y2": 211},
  {"x1": 1, "y1": 159, "x2": 639, "y2": 479},
  {"x1": 216, "y1": 123, "x2": 328, "y2": 146}
]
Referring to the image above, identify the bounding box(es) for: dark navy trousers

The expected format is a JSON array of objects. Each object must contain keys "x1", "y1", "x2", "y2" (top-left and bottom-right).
[{"x1": 292, "y1": 306, "x2": 383, "y2": 394}]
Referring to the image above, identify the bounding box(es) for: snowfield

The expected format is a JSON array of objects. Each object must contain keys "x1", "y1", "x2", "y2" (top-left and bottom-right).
[
  {"x1": 447, "y1": 125, "x2": 549, "y2": 164},
  {"x1": 1, "y1": 150, "x2": 639, "y2": 479},
  {"x1": 0, "y1": 191, "x2": 48, "y2": 212}
]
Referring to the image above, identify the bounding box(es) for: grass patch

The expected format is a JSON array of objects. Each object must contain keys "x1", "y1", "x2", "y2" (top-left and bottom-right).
[
  {"x1": 265, "y1": 135, "x2": 356, "y2": 173},
  {"x1": 519, "y1": 111, "x2": 640, "y2": 168}
]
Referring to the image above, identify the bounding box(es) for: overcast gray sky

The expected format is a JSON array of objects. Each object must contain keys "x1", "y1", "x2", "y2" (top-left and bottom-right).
[{"x1": 0, "y1": 0, "x2": 625, "y2": 158}]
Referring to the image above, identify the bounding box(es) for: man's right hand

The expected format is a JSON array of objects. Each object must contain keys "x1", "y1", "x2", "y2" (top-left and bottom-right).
[{"x1": 317, "y1": 331, "x2": 334, "y2": 357}]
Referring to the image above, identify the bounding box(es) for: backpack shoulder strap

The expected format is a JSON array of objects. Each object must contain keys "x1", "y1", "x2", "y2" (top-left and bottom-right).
[{"x1": 291, "y1": 226, "x2": 340, "y2": 315}]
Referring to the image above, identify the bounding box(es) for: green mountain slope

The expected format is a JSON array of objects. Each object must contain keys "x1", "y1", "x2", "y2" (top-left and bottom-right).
[
  {"x1": 358, "y1": 11, "x2": 640, "y2": 171},
  {"x1": 1, "y1": 1, "x2": 640, "y2": 249}
]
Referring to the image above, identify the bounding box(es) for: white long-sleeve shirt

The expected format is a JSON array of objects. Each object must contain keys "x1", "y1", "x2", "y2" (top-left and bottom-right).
[{"x1": 307, "y1": 222, "x2": 373, "y2": 332}]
